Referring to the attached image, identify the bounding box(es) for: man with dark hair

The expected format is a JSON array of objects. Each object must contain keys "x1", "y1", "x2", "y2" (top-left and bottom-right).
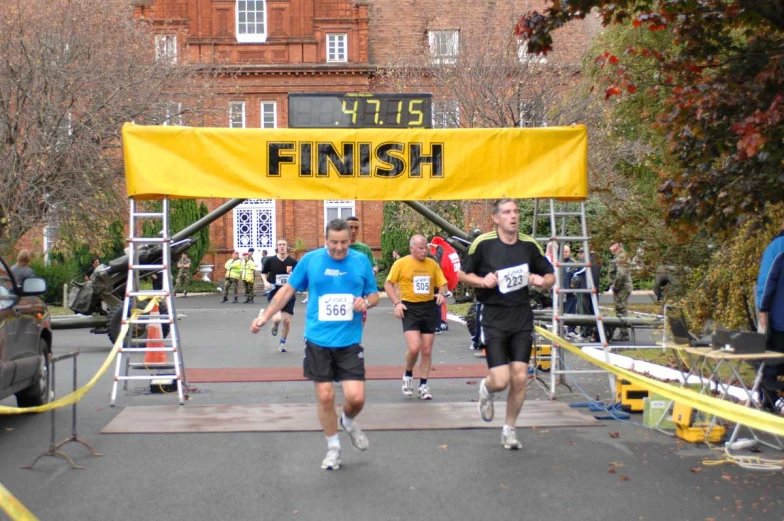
[
  {"x1": 347, "y1": 216, "x2": 378, "y2": 274},
  {"x1": 261, "y1": 239, "x2": 297, "y2": 352},
  {"x1": 251, "y1": 218, "x2": 379, "y2": 470},
  {"x1": 458, "y1": 198, "x2": 555, "y2": 450},
  {"x1": 756, "y1": 217, "x2": 784, "y2": 412}
]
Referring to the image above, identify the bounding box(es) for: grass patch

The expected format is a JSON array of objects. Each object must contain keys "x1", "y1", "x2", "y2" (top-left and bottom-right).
[
  {"x1": 616, "y1": 347, "x2": 758, "y2": 387},
  {"x1": 447, "y1": 302, "x2": 472, "y2": 317}
]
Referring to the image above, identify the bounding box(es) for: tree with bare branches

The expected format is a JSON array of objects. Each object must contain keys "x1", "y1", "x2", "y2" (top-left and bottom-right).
[{"x1": 0, "y1": 0, "x2": 220, "y2": 256}]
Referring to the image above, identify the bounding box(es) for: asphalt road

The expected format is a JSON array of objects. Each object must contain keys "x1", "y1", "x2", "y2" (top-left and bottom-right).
[{"x1": 1, "y1": 295, "x2": 782, "y2": 521}]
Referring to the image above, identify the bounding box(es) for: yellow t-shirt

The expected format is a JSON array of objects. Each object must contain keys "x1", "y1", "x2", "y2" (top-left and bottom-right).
[{"x1": 386, "y1": 255, "x2": 447, "y2": 303}]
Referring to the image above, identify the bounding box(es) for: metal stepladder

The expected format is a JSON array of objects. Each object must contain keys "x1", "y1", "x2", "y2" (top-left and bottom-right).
[
  {"x1": 110, "y1": 196, "x2": 185, "y2": 406},
  {"x1": 531, "y1": 199, "x2": 613, "y2": 399}
]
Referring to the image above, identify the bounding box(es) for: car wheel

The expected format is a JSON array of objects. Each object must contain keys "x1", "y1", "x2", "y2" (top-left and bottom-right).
[
  {"x1": 16, "y1": 338, "x2": 51, "y2": 408},
  {"x1": 108, "y1": 302, "x2": 170, "y2": 346}
]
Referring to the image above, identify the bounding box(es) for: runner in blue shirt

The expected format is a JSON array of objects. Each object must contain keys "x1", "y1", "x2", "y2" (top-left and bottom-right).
[{"x1": 251, "y1": 218, "x2": 379, "y2": 470}]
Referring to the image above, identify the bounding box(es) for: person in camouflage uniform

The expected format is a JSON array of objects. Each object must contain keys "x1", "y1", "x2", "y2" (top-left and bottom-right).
[
  {"x1": 608, "y1": 242, "x2": 633, "y2": 341},
  {"x1": 241, "y1": 252, "x2": 256, "y2": 303},
  {"x1": 174, "y1": 252, "x2": 192, "y2": 297},
  {"x1": 222, "y1": 251, "x2": 242, "y2": 303}
]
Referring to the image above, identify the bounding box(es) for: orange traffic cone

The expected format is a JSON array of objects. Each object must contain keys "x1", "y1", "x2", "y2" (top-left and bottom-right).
[{"x1": 144, "y1": 303, "x2": 169, "y2": 365}]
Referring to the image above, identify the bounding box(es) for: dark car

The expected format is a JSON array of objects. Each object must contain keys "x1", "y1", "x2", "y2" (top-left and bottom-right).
[{"x1": 0, "y1": 255, "x2": 52, "y2": 407}]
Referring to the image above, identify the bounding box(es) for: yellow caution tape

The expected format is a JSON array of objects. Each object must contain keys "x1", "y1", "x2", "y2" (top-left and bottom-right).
[
  {"x1": 0, "y1": 299, "x2": 158, "y2": 415},
  {"x1": 0, "y1": 482, "x2": 39, "y2": 521},
  {"x1": 536, "y1": 326, "x2": 784, "y2": 437}
]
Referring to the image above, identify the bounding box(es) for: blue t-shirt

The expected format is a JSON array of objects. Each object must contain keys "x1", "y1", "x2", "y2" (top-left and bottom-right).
[{"x1": 287, "y1": 248, "x2": 377, "y2": 348}]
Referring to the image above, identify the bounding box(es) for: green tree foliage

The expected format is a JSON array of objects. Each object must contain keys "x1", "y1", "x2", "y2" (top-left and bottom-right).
[
  {"x1": 517, "y1": 1, "x2": 784, "y2": 235},
  {"x1": 381, "y1": 201, "x2": 465, "y2": 270},
  {"x1": 683, "y1": 204, "x2": 784, "y2": 331},
  {"x1": 141, "y1": 199, "x2": 211, "y2": 273}
]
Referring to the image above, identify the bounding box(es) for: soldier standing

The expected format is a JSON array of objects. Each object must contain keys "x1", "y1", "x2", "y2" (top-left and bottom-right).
[
  {"x1": 174, "y1": 252, "x2": 192, "y2": 297},
  {"x1": 222, "y1": 251, "x2": 242, "y2": 303},
  {"x1": 608, "y1": 242, "x2": 633, "y2": 341},
  {"x1": 241, "y1": 252, "x2": 256, "y2": 303}
]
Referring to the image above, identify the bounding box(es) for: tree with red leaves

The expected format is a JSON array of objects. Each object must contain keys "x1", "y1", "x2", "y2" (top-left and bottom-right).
[{"x1": 517, "y1": 1, "x2": 784, "y2": 234}]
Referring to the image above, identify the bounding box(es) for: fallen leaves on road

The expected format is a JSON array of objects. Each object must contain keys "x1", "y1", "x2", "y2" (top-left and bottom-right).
[
  {"x1": 619, "y1": 476, "x2": 630, "y2": 481},
  {"x1": 690, "y1": 467, "x2": 703, "y2": 473},
  {"x1": 439, "y1": 445, "x2": 448, "y2": 450},
  {"x1": 609, "y1": 432, "x2": 620, "y2": 438},
  {"x1": 466, "y1": 380, "x2": 477, "y2": 385}
]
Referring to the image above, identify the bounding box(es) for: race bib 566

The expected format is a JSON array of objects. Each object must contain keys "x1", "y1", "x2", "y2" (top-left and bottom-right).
[{"x1": 318, "y1": 294, "x2": 354, "y2": 321}]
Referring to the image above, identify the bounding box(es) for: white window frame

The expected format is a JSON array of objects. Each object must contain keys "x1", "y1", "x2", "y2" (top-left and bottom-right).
[
  {"x1": 234, "y1": 199, "x2": 276, "y2": 267},
  {"x1": 432, "y1": 100, "x2": 460, "y2": 129},
  {"x1": 155, "y1": 34, "x2": 177, "y2": 63},
  {"x1": 326, "y1": 33, "x2": 348, "y2": 63},
  {"x1": 260, "y1": 101, "x2": 277, "y2": 128},
  {"x1": 229, "y1": 101, "x2": 246, "y2": 128},
  {"x1": 517, "y1": 39, "x2": 547, "y2": 64},
  {"x1": 428, "y1": 30, "x2": 458, "y2": 64},
  {"x1": 519, "y1": 98, "x2": 547, "y2": 128},
  {"x1": 236, "y1": 0, "x2": 267, "y2": 43},
  {"x1": 324, "y1": 200, "x2": 355, "y2": 223},
  {"x1": 160, "y1": 101, "x2": 183, "y2": 126}
]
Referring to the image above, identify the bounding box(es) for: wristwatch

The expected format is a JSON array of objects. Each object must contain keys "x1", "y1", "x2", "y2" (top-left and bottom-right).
[{"x1": 364, "y1": 298, "x2": 371, "y2": 309}]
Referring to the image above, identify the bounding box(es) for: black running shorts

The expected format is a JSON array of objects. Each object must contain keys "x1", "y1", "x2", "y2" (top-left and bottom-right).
[
  {"x1": 268, "y1": 286, "x2": 296, "y2": 315},
  {"x1": 303, "y1": 341, "x2": 365, "y2": 382},
  {"x1": 479, "y1": 304, "x2": 534, "y2": 369},
  {"x1": 401, "y1": 300, "x2": 440, "y2": 334}
]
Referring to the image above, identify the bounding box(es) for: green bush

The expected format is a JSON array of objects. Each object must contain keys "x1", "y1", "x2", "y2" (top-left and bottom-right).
[
  {"x1": 30, "y1": 258, "x2": 80, "y2": 305},
  {"x1": 375, "y1": 269, "x2": 388, "y2": 291}
]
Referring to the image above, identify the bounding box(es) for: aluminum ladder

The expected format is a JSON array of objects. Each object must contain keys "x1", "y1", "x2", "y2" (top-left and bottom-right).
[
  {"x1": 531, "y1": 199, "x2": 613, "y2": 399},
  {"x1": 110, "y1": 197, "x2": 185, "y2": 406}
]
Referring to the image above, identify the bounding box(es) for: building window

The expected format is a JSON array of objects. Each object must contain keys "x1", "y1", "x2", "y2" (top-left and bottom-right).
[
  {"x1": 324, "y1": 200, "x2": 355, "y2": 222},
  {"x1": 260, "y1": 101, "x2": 277, "y2": 128},
  {"x1": 326, "y1": 34, "x2": 347, "y2": 63},
  {"x1": 155, "y1": 34, "x2": 177, "y2": 63},
  {"x1": 432, "y1": 100, "x2": 459, "y2": 128},
  {"x1": 517, "y1": 39, "x2": 547, "y2": 64},
  {"x1": 519, "y1": 99, "x2": 546, "y2": 128},
  {"x1": 236, "y1": 0, "x2": 267, "y2": 43},
  {"x1": 229, "y1": 101, "x2": 245, "y2": 128},
  {"x1": 159, "y1": 102, "x2": 183, "y2": 126},
  {"x1": 234, "y1": 199, "x2": 276, "y2": 263},
  {"x1": 429, "y1": 30, "x2": 458, "y2": 64}
]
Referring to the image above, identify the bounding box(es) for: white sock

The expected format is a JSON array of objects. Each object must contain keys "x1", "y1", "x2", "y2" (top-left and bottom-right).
[
  {"x1": 503, "y1": 425, "x2": 515, "y2": 433},
  {"x1": 341, "y1": 413, "x2": 354, "y2": 429},
  {"x1": 327, "y1": 433, "x2": 340, "y2": 449}
]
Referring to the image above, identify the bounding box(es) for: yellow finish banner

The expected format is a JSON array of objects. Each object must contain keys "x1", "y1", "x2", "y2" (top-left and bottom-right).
[{"x1": 122, "y1": 124, "x2": 587, "y2": 200}]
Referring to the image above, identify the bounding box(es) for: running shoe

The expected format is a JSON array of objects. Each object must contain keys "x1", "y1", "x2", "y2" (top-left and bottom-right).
[
  {"x1": 478, "y1": 378, "x2": 494, "y2": 422},
  {"x1": 401, "y1": 376, "x2": 414, "y2": 396},
  {"x1": 321, "y1": 447, "x2": 341, "y2": 470},
  {"x1": 340, "y1": 416, "x2": 368, "y2": 451},
  {"x1": 502, "y1": 427, "x2": 522, "y2": 450},
  {"x1": 271, "y1": 321, "x2": 279, "y2": 336},
  {"x1": 278, "y1": 339, "x2": 287, "y2": 353},
  {"x1": 417, "y1": 385, "x2": 433, "y2": 400}
]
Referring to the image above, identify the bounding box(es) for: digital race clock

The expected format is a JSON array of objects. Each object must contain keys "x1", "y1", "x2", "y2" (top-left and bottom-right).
[{"x1": 288, "y1": 93, "x2": 433, "y2": 129}]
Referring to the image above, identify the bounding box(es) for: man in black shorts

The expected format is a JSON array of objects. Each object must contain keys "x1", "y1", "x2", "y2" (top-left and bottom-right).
[
  {"x1": 261, "y1": 238, "x2": 298, "y2": 352},
  {"x1": 251, "y1": 219, "x2": 379, "y2": 470},
  {"x1": 384, "y1": 234, "x2": 447, "y2": 400},
  {"x1": 458, "y1": 198, "x2": 554, "y2": 450}
]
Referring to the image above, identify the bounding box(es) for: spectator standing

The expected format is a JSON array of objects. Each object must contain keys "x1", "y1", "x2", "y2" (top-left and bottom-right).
[
  {"x1": 11, "y1": 250, "x2": 36, "y2": 286},
  {"x1": 241, "y1": 252, "x2": 256, "y2": 303},
  {"x1": 174, "y1": 252, "x2": 192, "y2": 297},
  {"x1": 85, "y1": 257, "x2": 100, "y2": 281},
  {"x1": 756, "y1": 217, "x2": 784, "y2": 412},
  {"x1": 222, "y1": 251, "x2": 242, "y2": 303},
  {"x1": 608, "y1": 242, "x2": 633, "y2": 342}
]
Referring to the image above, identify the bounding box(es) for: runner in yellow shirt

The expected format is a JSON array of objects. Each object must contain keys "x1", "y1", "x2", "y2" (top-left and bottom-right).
[{"x1": 384, "y1": 234, "x2": 447, "y2": 400}]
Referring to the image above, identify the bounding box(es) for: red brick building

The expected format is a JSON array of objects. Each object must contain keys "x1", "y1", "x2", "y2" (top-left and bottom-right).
[{"x1": 132, "y1": 0, "x2": 599, "y2": 277}]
